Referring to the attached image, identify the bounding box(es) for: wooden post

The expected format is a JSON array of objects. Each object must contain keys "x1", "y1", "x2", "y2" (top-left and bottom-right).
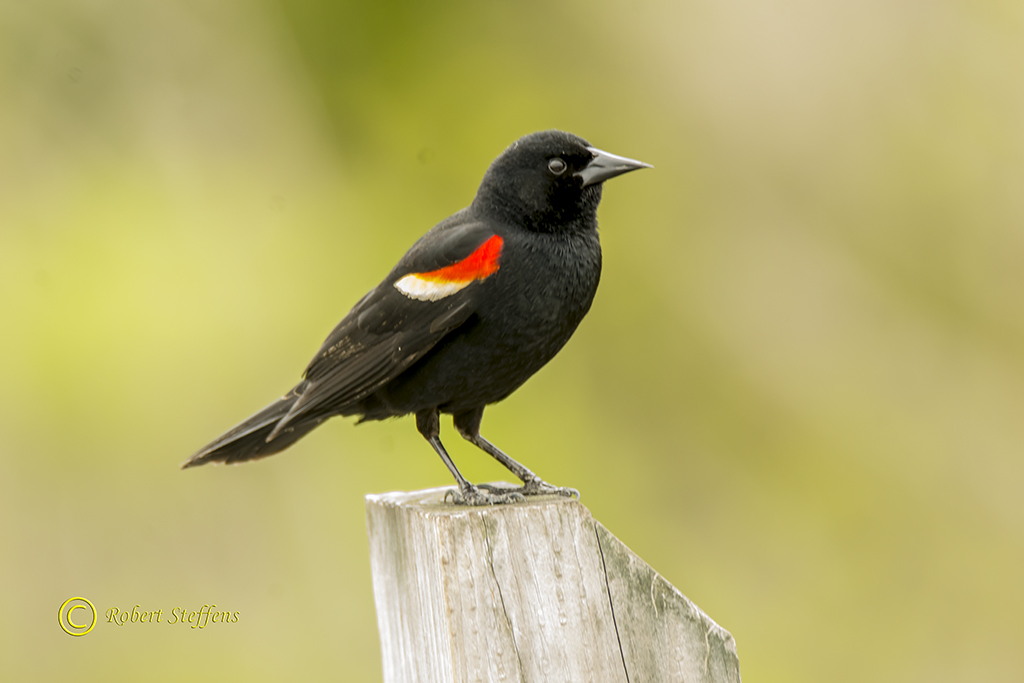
[{"x1": 366, "y1": 486, "x2": 741, "y2": 683}]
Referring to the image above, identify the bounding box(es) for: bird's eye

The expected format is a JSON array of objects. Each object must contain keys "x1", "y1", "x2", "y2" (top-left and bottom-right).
[{"x1": 548, "y1": 158, "x2": 567, "y2": 175}]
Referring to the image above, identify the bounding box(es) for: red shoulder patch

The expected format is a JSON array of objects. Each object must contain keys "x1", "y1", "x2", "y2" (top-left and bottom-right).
[
  {"x1": 394, "y1": 235, "x2": 504, "y2": 301},
  {"x1": 418, "y1": 234, "x2": 503, "y2": 283}
]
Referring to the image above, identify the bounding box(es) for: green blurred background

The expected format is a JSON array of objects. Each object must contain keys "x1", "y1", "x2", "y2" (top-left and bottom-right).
[{"x1": 3, "y1": 0, "x2": 1024, "y2": 680}]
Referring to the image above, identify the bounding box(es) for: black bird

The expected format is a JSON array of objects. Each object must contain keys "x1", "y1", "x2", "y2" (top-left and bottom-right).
[{"x1": 183, "y1": 130, "x2": 650, "y2": 505}]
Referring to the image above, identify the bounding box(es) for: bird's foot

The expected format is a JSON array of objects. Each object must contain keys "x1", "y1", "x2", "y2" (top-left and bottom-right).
[
  {"x1": 479, "y1": 478, "x2": 579, "y2": 499},
  {"x1": 444, "y1": 484, "x2": 526, "y2": 506},
  {"x1": 518, "y1": 477, "x2": 580, "y2": 499}
]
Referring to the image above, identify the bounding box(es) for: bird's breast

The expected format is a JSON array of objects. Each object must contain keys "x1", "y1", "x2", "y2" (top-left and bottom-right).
[
  {"x1": 371, "y1": 228, "x2": 602, "y2": 415},
  {"x1": 481, "y1": 229, "x2": 602, "y2": 350}
]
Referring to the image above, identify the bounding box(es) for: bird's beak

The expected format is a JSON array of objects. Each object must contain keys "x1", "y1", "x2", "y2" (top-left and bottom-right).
[{"x1": 576, "y1": 146, "x2": 653, "y2": 187}]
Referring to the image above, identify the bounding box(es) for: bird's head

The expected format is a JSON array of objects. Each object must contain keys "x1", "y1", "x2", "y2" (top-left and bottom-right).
[{"x1": 473, "y1": 130, "x2": 651, "y2": 234}]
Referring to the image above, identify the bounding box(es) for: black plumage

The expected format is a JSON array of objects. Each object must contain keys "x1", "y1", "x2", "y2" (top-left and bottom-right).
[{"x1": 183, "y1": 130, "x2": 650, "y2": 505}]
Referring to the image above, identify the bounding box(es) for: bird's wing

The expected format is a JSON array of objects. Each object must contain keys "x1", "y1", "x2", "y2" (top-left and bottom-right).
[{"x1": 266, "y1": 221, "x2": 503, "y2": 439}]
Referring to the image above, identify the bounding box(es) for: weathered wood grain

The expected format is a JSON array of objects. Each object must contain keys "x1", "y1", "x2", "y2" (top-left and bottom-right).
[{"x1": 366, "y1": 486, "x2": 740, "y2": 683}]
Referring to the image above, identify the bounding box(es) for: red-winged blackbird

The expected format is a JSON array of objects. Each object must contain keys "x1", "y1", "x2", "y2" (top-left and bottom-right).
[{"x1": 183, "y1": 130, "x2": 650, "y2": 504}]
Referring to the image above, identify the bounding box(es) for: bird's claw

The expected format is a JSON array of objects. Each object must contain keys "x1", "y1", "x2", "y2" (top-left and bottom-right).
[
  {"x1": 481, "y1": 478, "x2": 579, "y2": 499},
  {"x1": 519, "y1": 477, "x2": 580, "y2": 499},
  {"x1": 443, "y1": 479, "x2": 579, "y2": 506},
  {"x1": 445, "y1": 484, "x2": 526, "y2": 506}
]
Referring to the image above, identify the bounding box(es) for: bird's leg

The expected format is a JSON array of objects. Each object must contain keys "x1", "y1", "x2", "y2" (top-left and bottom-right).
[
  {"x1": 415, "y1": 408, "x2": 523, "y2": 506},
  {"x1": 416, "y1": 408, "x2": 474, "y2": 500},
  {"x1": 453, "y1": 408, "x2": 579, "y2": 499}
]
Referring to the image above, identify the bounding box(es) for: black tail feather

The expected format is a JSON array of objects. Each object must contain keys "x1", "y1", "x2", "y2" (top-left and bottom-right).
[{"x1": 181, "y1": 389, "x2": 321, "y2": 469}]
